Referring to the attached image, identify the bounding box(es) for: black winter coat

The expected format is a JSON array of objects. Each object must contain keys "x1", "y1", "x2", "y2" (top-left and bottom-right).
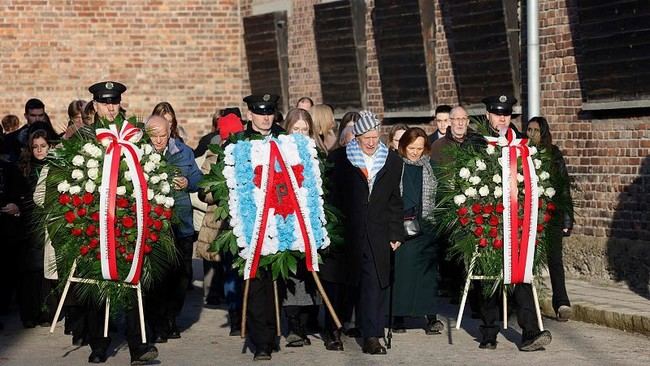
[{"x1": 325, "y1": 147, "x2": 404, "y2": 288}]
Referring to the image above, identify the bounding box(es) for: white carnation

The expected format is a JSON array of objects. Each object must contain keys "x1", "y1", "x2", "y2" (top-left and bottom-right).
[
  {"x1": 164, "y1": 197, "x2": 175, "y2": 208},
  {"x1": 101, "y1": 138, "x2": 111, "y2": 147},
  {"x1": 528, "y1": 146, "x2": 538, "y2": 156},
  {"x1": 539, "y1": 171, "x2": 550, "y2": 181},
  {"x1": 150, "y1": 175, "x2": 161, "y2": 184},
  {"x1": 453, "y1": 194, "x2": 467, "y2": 206},
  {"x1": 534, "y1": 159, "x2": 542, "y2": 170},
  {"x1": 142, "y1": 144, "x2": 153, "y2": 155},
  {"x1": 82, "y1": 143, "x2": 95, "y2": 156},
  {"x1": 544, "y1": 187, "x2": 556, "y2": 198},
  {"x1": 492, "y1": 174, "x2": 502, "y2": 184},
  {"x1": 160, "y1": 182, "x2": 171, "y2": 195},
  {"x1": 469, "y1": 176, "x2": 481, "y2": 186},
  {"x1": 144, "y1": 161, "x2": 156, "y2": 173},
  {"x1": 493, "y1": 186, "x2": 503, "y2": 198},
  {"x1": 464, "y1": 187, "x2": 477, "y2": 198},
  {"x1": 538, "y1": 185, "x2": 545, "y2": 197},
  {"x1": 479, "y1": 185, "x2": 490, "y2": 197},
  {"x1": 154, "y1": 194, "x2": 166, "y2": 205},
  {"x1": 475, "y1": 159, "x2": 487, "y2": 171},
  {"x1": 72, "y1": 155, "x2": 85, "y2": 167},
  {"x1": 116, "y1": 186, "x2": 126, "y2": 195},
  {"x1": 57, "y1": 180, "x2": 70, "y2": 193},
  {"x1": 71, "y1": 169, "x2": 84, "y2": 181},
  {"x1": 147, "y1": 188, "x2": 154, "y2": 200},
  {"x1": 69, "y1": 185, "x2": 81, "y2": 195},
  {"x1": 124, "y1": 172, "x2": 132, "y2": 181},
  {"x1": 149, "y1": 153, "x2": 161, "y2": 164},
  {"x1": 87, "y1": 168, "x2": 99, "y2": 181},
  {"x1": 86, "y1": 159, "x2": 99, "y2": 169},
  {"x1": 517, "y1": 173, "x2": 524, "y2": 183},
  {"x1": 84, "y1": 180, "x2": 96, "y2": 193},
  {"x1": 486, "y1": 144, "x2": 496, "y2": 155},
  {"x1": 459, "y1": 168, "x2": 471, "y2": 179},
  {"x1": 160, "y1": 172, "x2": 168, "y2": 180}
]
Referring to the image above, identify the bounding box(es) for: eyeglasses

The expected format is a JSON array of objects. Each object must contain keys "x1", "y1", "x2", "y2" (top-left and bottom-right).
[{"x1": 450, "y1": 117, "x2": 469, "y2": 122}]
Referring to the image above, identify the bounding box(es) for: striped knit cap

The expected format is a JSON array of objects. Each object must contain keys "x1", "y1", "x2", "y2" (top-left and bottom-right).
[{"x1": 353, "y1": 110, "x2": 381, "y2": 136}]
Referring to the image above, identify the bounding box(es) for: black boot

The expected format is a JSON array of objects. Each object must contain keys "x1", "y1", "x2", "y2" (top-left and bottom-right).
[
  {"x1": 478, "y1": 325, "x2": 498, "y2": 350},
  {"x1": 228, "y1": 310, "x2": 241, "y2": 336},
  {"x1": 424, "y1": 315, "x2": 444, "y2": 335},
  {"x1": 324, "y1": 329, "x2": 343, "y2": 351}
]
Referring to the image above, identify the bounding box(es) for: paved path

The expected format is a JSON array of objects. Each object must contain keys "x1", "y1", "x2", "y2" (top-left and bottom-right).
[{"x1": 1, "y1": 281, "x2": 649, "y2": 365}]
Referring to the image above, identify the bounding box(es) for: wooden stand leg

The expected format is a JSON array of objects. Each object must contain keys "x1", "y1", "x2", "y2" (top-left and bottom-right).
[
  {"x1": 104, "y1": 298, "x2": 110, "y2": 338},
  {"x1": 49, "y1": 261, "x2": 77, "y2": 334},
  {"x1": 273, "y1": 280, "x2": 281, "y2": 337},
  {"x1": 311, "y1": 272, "x2": 341, "y2": 329},
  {"x1": 531, "y1": 283, "x2": 544, "y2": 331},
  {"x1": 136, "y1": 283, "x2": 147, "y2": 343},
  {"x1": 241, "y1": 279, "x2": 250, "y2": 339},
  {"x1": 503, "y1": 285, "x2": 508, "y2": 329}
]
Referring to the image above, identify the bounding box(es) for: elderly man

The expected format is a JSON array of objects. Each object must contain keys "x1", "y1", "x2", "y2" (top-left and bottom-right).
[
  {"x1": 472, "y1": 95, "x2": 552, "y2": 352},
  {"x1": 430, "y1": 106, "x2": 473, "y2": 164},
  {"x1": 145, "y1": 115, "x2": 202, "y2": 344},
  {"x1": 328, "y1": 111, "x2": 403, "y2": 355}
]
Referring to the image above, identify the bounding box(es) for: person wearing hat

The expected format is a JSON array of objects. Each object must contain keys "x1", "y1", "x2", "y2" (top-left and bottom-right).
[
  {"x1": 472, "y1": 95, "x2": 552, "y2": 351},
  {"x1": 239, "y1": 93, "x2": 285, "y2": 361},
  {"x1": 89, "y1": 81, "x2": 127, "y2": 124},
  {"x1": 327, "y1": 110, "x2": 403, "y2": 355}
]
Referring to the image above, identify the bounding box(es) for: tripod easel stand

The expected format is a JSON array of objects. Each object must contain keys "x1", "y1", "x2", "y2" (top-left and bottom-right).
[
  {"x1": 455, "y1": 249, "x2": 544, "y2": 331},
  {"x1": 49, "y1": 259, "x2": 147, "y2": 343}
]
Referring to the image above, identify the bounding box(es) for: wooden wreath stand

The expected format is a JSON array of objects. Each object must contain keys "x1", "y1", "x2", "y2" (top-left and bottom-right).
[
  {"x1": 241, "y1": 271, "x2": 342, "y2": 338},
  {"x1": 455, "y1": 248, "x2": 544, "y2": 331},
  {"x1": 49, "y1": 259, "x2": 147, "y2": 343}
]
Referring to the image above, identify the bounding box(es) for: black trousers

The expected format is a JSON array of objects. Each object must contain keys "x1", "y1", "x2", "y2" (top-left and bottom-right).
[
  {"x1": 18, "y1": 271, "x2": 57, "y2": 325},
  {"x1": 547, "y1": 229, "x2": 571, "y2": 311},
  {"x1": 246, "y1": 271, "x2": 276, "y2": 351},
  {"x1": 87, "y1": 304, "x2": 144, "y2": 357},
  {"x1": 357, "y1": 247, "x2": 387, "y2": 338},
  {"x1": 322, "y1": 280, "x2": 355, "y2": 332},
  {"x1": 478, "y1": 282, "x2": 540, "y2": 342},
  {"x1": 146, "y1": 235, "x2": 193, "y2": 336}
]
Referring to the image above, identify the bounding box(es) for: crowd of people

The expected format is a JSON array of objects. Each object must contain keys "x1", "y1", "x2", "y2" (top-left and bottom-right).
[{"x1": 0, "y1": 81, "x2": 574, "y2": 364}]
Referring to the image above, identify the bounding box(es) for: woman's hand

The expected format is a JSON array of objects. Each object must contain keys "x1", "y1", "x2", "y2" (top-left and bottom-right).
[{"x1": 390, "y1": 241, "x2": 401, "y2": 251}]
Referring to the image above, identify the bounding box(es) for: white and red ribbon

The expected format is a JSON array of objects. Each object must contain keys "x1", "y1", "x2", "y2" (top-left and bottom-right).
[
  {"x1": 486, "y1": 128, "x2": 539, "y2": 284},
  {"x1": 96, "y1": 122, "x2": 150, "y2": 285},
  {"x1": 243, "y1": 140, "x2": 319, "y2": 280}
]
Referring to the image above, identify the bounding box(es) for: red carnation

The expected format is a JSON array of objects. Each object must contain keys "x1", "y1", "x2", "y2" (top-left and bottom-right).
[
  {"x1": 130, "y1": 204, "x2": 137, "y2": 213},
  {"x1": 118, "y1": 245, "x2": 126, "y2": 254},
  {"x1": 80, "y1": 246, "x2": 89, "y2": 256},
  {"x1": 482, "y1": 204, "x2": 494, "y2": 215},
  {"x1": 153, "y1": 220, "x2": 163, "y2": 230},
  {"x1": 493, "y1": 239, "x2": 503, "y2": 249},
  {"x1": 546, "y1": 202, "x2": 557, "y2": 212},
  {"x1": 471, "y1": 203, "x2": 482, "y2": 214},
  {"x1": 77, "y1": 207, "x2": 87, "y2": 217},
  {"x1": 163, "y1": 209, "x2": 172, "y2": 220},
  {"x1": 71, "y1": 228, "x2": 83, "y2": 237},
  {"x1": 154, "y1": 205, "x2": 164, "y2": 217},
  {"x1": 473, "y1": 226, "x2": 484, "y2": 237},
  {"x1": 538, "y1": 198, "x2": 543, "y2": 207},
  {"x1": 125, "y1": 253, "x2": 134, "y2": 262},
  {"x1": 457, "y1": 207, "x2": 469, "y2": 217},
  {"x1": 122, "y1": 216, "x2": 135, "y2": 228},
  {"x1": 489, "y1": 215, "x2": 499, "y2": 226},
  {"x1": 488, "y1": 227, "x2": 498, "y2": 238},
  {"x1": 72, "y1": 195, "x2": 83, "y2": 207},
  {"x1": 82, "y1": 192, "x2": 94, "y2": 205},
  {"x1": 115, "y1": 228, "x2": 122, "y2": 237},
  {"x1": 143, "y1": 244, "x2": 153, "y2": 254},
  {"x1": 478, "y1": 238, "x2": 488, "y2": 247},
  {"x1": 91, "y1": 212, "x2": 99, "y2": 222},
  {"x1": 543, "y1": 213, "x2": 552, "y2": 223},
  {"x1": 64, "y1": 211, "x2": 76, "y2": 224},
  {"x1": 58, "y1": 194, "x2": 71, "y2": 205},
  {"x1": 517, "y1": 218, "x2": 524, "y2": 227},
  {"x1": 96, "y1": 252, "x2": 101, "y2": 260},
  {"x1": 89, "y1": 238, "x2": 99, "y2": 249},
  {"x1": 496, "y1": 203, "x2": 504, "y2": 213},
  {"x1": 537, "y1": 224, "x2": 544, "y2": 233},
  {"x1": 474, "y1": 216, "x2": 484, "y2": 225},
  {"x1": 459, "y1": 217, "x2": 470, "y2": 226},
  {"x1": 86, "y1": 225, "x2": 96, "y2": 237},
  {"x1": 116, "y1": 198, "x2": 130, "y2": 208},
  {"x1": 149, "y1": 232, "x2": 159, "y2": 242}
]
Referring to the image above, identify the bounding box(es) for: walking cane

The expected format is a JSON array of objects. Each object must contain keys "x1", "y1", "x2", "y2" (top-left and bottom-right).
[{"x1": 386, "y1": 249, "x2": 395, "y2": 349}]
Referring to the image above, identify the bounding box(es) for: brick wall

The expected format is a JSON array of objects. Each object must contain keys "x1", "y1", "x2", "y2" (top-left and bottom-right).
[
  {"x1": 287, "y1": 0, "x2": 323, "y2": 106},
  {"x1": 0, "y1": 0, "x2": 246, "y2": 147},
  {"x1": 364, "y1": 0, "x2": 384, "y2": 118}
]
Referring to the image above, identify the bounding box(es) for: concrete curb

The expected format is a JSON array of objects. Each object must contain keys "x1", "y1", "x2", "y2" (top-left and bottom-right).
[{"x1": 539, "y1": 296, "x2": 650, "y2": 336}]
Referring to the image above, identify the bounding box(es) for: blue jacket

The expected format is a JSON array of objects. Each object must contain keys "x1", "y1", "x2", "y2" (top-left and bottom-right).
[{"x1": 164, "y1": 138, "x2": 203, "y2": 239}]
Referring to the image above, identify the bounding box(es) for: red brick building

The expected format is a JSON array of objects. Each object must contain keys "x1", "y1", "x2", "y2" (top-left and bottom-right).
[{"x1": 1, "y1": 0, "x2": 648, "y2": 293}]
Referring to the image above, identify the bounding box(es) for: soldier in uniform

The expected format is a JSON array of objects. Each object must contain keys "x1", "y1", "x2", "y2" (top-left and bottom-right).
[
  {"x1": 239, "y1": 94, "x2": 284, "y2": 361},
  {"x1": 473, "y1": 95, "x2": 552, "y2": 352},
  {"x1": 81, "y1": 81, "x2": 159, "y2": 364}
]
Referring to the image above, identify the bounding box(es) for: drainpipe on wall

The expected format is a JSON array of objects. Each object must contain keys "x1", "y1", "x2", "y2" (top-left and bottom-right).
[{"x1": 527, "y1": 0, "x2": 540, "y2": 120}]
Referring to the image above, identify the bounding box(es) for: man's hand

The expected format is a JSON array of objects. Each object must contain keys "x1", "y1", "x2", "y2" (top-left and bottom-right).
[
  {"x1": 390, "y1": 241, "x2": 401, "y2": 251},
  {"x1": 173, "y1": 176, "x2": 188, "y2": 190},
  {"x1": 0, "y1": 203, "x2": 20, "y2": 216}
]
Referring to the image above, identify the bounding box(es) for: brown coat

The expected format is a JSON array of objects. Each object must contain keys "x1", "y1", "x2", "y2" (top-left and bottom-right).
[{"x1": 194, "y1": 149, "x2": 222, "y2": 262}]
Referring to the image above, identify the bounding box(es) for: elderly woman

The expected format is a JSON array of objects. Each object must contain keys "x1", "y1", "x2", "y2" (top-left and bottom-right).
[{"x1": 391, "y1": 127, "x2": 443, "y2": 335}]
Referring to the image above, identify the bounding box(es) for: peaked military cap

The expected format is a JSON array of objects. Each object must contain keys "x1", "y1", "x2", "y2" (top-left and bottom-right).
[
  {"x1": 482, "y1": 95, "x2": 517, "y2": 116},
  {"x1": 89, "y1": 81, "x2": 127, "y2": 104},
  {"x1": 243, "y1": 94, "x2": 279, "y2": 115}
]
